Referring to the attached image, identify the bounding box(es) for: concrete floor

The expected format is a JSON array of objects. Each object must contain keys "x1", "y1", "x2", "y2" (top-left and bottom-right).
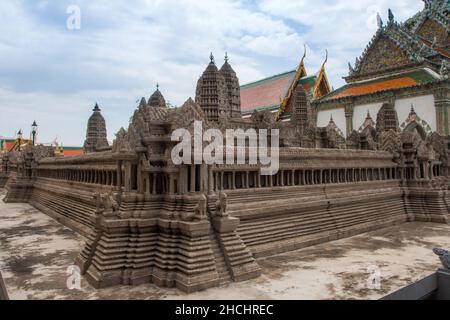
[{"x1": 0, "y1": 188, "x2": 449, "y2": 300}]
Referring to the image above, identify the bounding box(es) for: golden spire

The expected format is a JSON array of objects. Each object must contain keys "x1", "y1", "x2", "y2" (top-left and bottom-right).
[{"x1": 313, "y1": 49, "x2": 332, "y2": 100}]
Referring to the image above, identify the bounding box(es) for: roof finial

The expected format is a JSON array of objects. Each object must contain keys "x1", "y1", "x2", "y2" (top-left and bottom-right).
[
  {"x1": 302, "y1": 44, "x2": 307, "y2": 60},
  {"x1": 320, "y1": 49, "x2": 328, "y2": 70},
  {"x1": 376, "y1": 13, "x2": 383, "y2": 29},
  {"x1": 210, "y1": 52, "x2": 215, "y2": 64},
  {"x1": 348, "y1": 62, "x2": 355, "y2": 75},
  {"x1": 156, "y1": 83, "x2": 160, "y2": 90},
  {"x1": 225, "y1": 52, "x2": 228, "y2": 63},
  {"x1": 388, "y1": 8, "x2": 394, "y2": 24},
  {"x1": 93, "y1": 103, "x2": 100, "y2": 112}
]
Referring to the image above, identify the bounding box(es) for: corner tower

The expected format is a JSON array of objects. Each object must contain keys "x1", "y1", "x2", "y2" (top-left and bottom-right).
[
  {"x1": 219, "y1": 53, "x2": 241, "y2": 119},
  {"x1": 195, "y1": 53, "x2": 229, "y2": 122},
  {"x1": 83, "y1": 103, "x2": 109, "y2": 153},
  {"x1": 148, "y1": 84, "x2": 167, "y2": 108}
]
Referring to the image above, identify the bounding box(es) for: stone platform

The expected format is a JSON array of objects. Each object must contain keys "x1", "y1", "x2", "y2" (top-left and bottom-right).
[{"x1": 1, "y1": 189, "x2": 449, "y2": 300}]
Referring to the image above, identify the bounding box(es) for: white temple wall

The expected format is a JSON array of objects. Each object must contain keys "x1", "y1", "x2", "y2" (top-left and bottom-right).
[
  {"x1": 317, "y1": 108, "x2": 346, "y2": 137},
  {"x1": 394, "y1": 95, "x2": 436, "y2": 131}
]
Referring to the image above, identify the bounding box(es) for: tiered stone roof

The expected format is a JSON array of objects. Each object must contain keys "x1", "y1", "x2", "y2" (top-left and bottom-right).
[
  {"x1": 148, "y1": 85, "x2": 167, "y2": 108},
  {"x1": 83, "y1": 103, "x2": 109, "y2": 153},
  {"x1": 220, "y1": 54, "x2": 241, "y2": 118},
  {"x1": 195, "y1": 54, "x2": 229, "y2": 122}
]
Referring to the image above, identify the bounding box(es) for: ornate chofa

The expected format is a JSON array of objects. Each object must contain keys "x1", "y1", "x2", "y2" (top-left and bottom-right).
[
  {"x1": 83, "y1": 103, "x2": 110, "y2": 153},
  {"x1": 275, "y1": 45, "x2": 308, "y2": 121},
  {"x1": 313, "y1": 50, "x2": 332, "y2": 99}
]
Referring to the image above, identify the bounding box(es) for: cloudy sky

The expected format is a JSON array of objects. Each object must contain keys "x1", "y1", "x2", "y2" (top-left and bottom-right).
[{"x1": 0, "y1": 0, "x2": 423, "y2": 146}]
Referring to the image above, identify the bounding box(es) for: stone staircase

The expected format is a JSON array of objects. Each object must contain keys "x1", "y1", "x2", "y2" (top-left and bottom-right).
[
  {"x1": 406, "y1": 189, "x2": 450, "y2": 224},
  {"x1": 209, "y1": 230, "x2": 232, "y2": 285},
  {"x1": 226, "y1": 182, "x2": 408, "y2": 257}
]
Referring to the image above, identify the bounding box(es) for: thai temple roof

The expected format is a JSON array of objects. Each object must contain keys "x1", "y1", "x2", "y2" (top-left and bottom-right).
[
  {"x1": 321, "y1": 68, "x2": 441, "y2": 101},
  {"x1": 240, "y1": 70, "x2": 323, "y2": 115},
  {"x1": 319, "y1": 1, "x2": 449, "y2": 104},
  {"x1": 240, "y1": 70, "x2": 297, "y2": 115}
]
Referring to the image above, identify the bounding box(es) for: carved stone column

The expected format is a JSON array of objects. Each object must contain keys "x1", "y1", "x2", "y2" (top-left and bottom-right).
[
  {"x1": 344, "y1": 104, "x2": 354, "y2": 137},
  {"x1": 145, "y1": 173, "x2": 150, "y2": 195},
  {"x1": 124, "y1": 162, "x2": 131, "y2": 192},
  {"x1": 434, "y1": 87, "x2": 450, "y2": 135},
  {"x1": 208, "y1": 166, "x2": 214, "y2": 194},
  {"x1": 190, "y1": 165, "x2": 196, "y2": 193}
]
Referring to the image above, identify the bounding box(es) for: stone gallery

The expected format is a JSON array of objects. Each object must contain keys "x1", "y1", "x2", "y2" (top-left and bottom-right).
[{"x1": 0, "y1": 0, "x2": 449, "y2": 294}]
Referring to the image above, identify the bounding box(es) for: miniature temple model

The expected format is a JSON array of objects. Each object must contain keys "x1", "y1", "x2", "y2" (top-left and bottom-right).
[{"x1": 0, "y1": 0, "x2": 449, "y2": 294}]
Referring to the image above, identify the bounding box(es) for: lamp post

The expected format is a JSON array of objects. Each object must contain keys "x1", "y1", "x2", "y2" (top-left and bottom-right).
[
  {"x1": 17, "y1": 129, "x2": 23, "y2": 151},
  {"x1": 31, "y1": 121, "x2": 38, "y2": 146}
]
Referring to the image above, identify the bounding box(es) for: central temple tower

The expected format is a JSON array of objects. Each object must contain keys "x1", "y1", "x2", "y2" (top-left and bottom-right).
[{"x1": 196, "y1": 53, "x2": 241, "y2": 122}]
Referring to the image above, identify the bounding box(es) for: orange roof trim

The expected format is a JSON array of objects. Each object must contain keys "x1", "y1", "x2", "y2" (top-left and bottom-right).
[{"x1": 330, "y1": 77, "x2": 418, "y2": 100}]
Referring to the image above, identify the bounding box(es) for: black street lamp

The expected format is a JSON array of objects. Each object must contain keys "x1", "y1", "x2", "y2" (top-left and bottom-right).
[
  {"x1": 17, "y1": 129, "x2": 23, "y2": 151},
  {"x1": 31, "y1": 121, "x2": 38, "y2": 146}
]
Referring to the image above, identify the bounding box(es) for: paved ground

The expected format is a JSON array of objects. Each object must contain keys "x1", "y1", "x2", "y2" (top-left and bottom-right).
[{"x1": 0, "y1": 188, "x2": 448, "y2": 300}]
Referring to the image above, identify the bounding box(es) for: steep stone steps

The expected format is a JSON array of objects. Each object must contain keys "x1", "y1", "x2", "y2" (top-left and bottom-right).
[
  {"x1": 209, "y1": 232, "x2": 232, "y2": 285},
  {"x1": 237, "y1": 197, "x2": 404, "y2": 232},
  {"x1": 234, "y1": 188, "x2": 407, "y2": 257}
]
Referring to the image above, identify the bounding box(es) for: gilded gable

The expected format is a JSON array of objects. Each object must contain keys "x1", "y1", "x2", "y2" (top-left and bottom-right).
[{"x1": 358, "y1": 35, "x2": 411, "y2": 74}]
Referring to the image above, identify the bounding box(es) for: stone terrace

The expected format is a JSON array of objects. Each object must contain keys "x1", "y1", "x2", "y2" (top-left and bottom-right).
[{"x1": 1, "y1": 189, "x2": 449, "y2": 300}]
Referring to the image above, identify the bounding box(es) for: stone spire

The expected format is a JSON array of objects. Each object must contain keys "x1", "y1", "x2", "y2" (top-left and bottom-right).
[
  {"x1": 362, "y1": 111, "x2": 375, "y2": 129},
  {"x1": 148, "y1": 84, "x2": 167, "y2": 108},
  {"x1": 83, "y1": 103, "x2": 109, "y2": 153},
  {"x1": 408, "y1": 104, "x2": 418, "y2": 122},
  {"x1": 195, "y1": 53, "x2": 229, "y2": 122},
  {"x1": 219, "y1": 53, "x2": 241, "y2": 119}
]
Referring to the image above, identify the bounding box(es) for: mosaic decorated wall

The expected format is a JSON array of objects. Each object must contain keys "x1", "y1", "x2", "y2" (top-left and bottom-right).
[{"x1": 358, "y1": 35, "x2": 412, "y2": 74}]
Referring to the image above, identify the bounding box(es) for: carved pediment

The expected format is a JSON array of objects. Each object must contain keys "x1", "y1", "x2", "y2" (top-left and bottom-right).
[
  {"x1": 415, "y1": 17, "x2": 449, "y2": 47},
  {"x1": 358, "y1": 35, "x2": 412, "y2": 75}
]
